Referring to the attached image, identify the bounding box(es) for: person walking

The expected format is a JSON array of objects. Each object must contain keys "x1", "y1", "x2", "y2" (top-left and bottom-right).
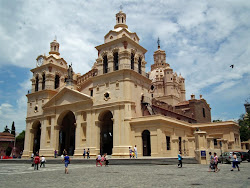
[
  {"x1": 83, "y1": 149, "x2": 86, "y2": 159},
  {"x1": 129, "y1": 147, "x2": 132, "y2": 159},
  {"x1": 134, "y1": 145, "x2": 138, "y2": 159},
  {"x1": 62, "y1": 153, "x2": 70, "y2": 174},
  {"x1": 104, "y1": 153, "x2": 109, "y2": 166},
  {"x1": 213, "y1": 152, "x2": 219, "y2": 172},
  {"x1": 63, "y1": 149, "x2": 67, "y2": 156},
  {"x1": 208, "y1": 152, "x2": 214, "y2": 172},
  {"x1": 87, "y1": 148, "x2": 90, "y2": 159},
  {"x1": 177, "y1": 151, "x2": 183, "y2": 168},
  {"x1": 34, "y1": 154, "x2": 40, "y2": 170},
  {"x1": 40, "y1": 155, "x2": 46, "y2": 168},
  {"x1": 96, "y1": 154, "x2": 102, "y2": 167},
  {"x1": 31, "y1": 152, "x2": 34, "y2": 167},
  {"x1": 231, "y1": 152, "x2": 240, "y2": 171}
]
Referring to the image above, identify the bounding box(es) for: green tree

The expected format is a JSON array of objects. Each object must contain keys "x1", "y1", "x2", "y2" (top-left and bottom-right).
[
  {"x1": 238, "y1": 113, "x2": 250, "y2": 141},
  {"x1": 11, "y1": 121, "x2": 16, "y2": 136},
  {"x1": 16, "y1": 130, "x2": 25, "y2": 151}
]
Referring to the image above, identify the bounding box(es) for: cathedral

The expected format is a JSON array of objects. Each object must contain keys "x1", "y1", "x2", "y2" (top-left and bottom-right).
[{"x1": 23, "y1": 11, "x2": 241, "y2": 163}]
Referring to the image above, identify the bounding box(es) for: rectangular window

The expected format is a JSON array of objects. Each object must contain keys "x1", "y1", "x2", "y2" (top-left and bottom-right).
[
  {"x1": 203, "y1": 108, "x2": 206, "y2": 118},
  {"x1": 214, "y1": 139, "x2": 218, "y2": 146},
  {"x1": 90, "y1": 89, "x2": 93, "y2": 96},
  {"x1": 166, "y1": 136, "x2": 171, "y2": 150}
]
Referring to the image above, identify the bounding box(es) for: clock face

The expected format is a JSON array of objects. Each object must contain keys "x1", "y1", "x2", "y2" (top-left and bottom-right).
[{"x1": 37, "y1": 57, "x2": 44, "y2": 67}]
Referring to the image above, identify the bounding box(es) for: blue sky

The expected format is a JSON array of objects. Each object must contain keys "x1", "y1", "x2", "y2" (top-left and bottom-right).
[{"x1": 0, "y1": 0, "x2": 250, "y2": 133}]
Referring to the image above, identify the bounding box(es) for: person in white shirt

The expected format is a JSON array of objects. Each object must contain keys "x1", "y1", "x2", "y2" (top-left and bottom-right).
[
  {"x1": 134, "y1": 145, "x2": 138, "y2": 158},
  {"x1": 40, "y1": 155, "x2": 46, "y2": 168}
]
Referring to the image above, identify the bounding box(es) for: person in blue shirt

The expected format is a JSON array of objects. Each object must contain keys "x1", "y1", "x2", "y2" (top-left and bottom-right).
[
  {"x1": 62, "y1": 153, "x2": 70, "y2": 174},
  {"x1": 178, "y1": 151, "x2": 183, "y2": 168}
]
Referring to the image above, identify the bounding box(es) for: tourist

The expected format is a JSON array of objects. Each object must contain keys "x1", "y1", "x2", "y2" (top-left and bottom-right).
[
  {"x1": 83, "y1": 149, "x2": 86, "y2": 159},
  {"x1": 208, "y1": 152, "x2": 214, "y2": 172},
  {"x1": 62, "y1": 153, "x2": 70, "y2": 174},
  {"x1": 31, "y1": 152, "x2": 34, "y2": 167},
  {"x1": 104, "y1": 153, "x2": 109, "y2": 166},
  {"x1": 231, "y1": 152, "x2": 240, "y2": 171},
  {"x1": 63, "y1": 149, "x2": 67, "y2": 156},
  {"x1": 34, "y1": 154, "x2": 40, "y2": 170},
  {"x1": 177, "y1": 151, "x2": 183, "y2": 168},
  {"x1": 54, "y1": 150, "x2": 57, "y2": 158},
  {"x1": 40, "y1": 155, "x2": 46, "y2": 168},
  {"x1": 129, "y1": 147, "x2": 132, "y2": 159},
  {"x1": 96, "y1": 154, "x2": 102, "y2": 167},
  {"x1": 134, "y1": 145, "x2": 138, "y2": 158},
  {"x1": 87, "y1": 148, "x2": 90, "y2": 159},
  {"x1": 213, "y1": 152, "x2": 219, "y2": 172}
]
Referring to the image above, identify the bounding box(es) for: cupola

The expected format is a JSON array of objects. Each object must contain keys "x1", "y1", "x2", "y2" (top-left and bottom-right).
[
  {"x1": 49, "y1": 39, "x2": 60, "y2": 55},
  {"x1": 114, "y1": 10, "x2": 128, "y2": 29}
]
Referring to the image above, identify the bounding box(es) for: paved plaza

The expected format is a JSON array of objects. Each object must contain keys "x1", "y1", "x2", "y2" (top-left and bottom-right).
[{"x1": 0, "y1": 162, "x2": 249, "y2": 188}]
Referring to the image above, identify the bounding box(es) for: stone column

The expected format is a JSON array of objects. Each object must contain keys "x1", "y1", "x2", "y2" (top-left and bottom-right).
[
  {"x1": 94, "y1": 120, "x2": 101, "y2": 156},
  {"x1": 194, "y1": 131, "x2": 207, "y2": 164},
  {"x1": 108, "y1": 55, "x2": 114, "y2": 72},
  {"x1": 22, "y1": 123, "x2": 33, "y2": 158}
]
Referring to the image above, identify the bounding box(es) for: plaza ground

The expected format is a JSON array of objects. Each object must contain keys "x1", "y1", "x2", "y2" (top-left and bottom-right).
[{"x1": 0, "y1": 162, "x2": 249, "y2": 188}]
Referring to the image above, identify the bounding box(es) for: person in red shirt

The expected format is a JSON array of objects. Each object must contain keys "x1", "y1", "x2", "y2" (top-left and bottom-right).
[{"x1": 34, "y1": 154, "x2": 40, "y2": 170}]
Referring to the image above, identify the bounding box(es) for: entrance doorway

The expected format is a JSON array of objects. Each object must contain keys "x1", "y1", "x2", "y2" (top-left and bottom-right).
[
  {"x1": 58, "y1": 111, "x2": 76, "y2": 156},
  {"x1": 99, "y1": 111, "x2": 113, "y2": 155},
  {"x1": 142, "y1": 130, "x2": 151, "y2": 156},
  {"x1": 33, "y1": 121, "x2": 41, "y2": 154}
]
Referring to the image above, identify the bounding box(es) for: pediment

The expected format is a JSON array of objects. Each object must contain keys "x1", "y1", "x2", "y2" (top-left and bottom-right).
[{"x1": 43, "y1": 87, "x2": 92, "y2": 109}]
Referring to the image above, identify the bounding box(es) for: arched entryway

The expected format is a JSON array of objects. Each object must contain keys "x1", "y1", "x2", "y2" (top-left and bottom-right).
[
  {"x1": 99, "y1": 110, "x2": 113, "y2": 155},
  {"x1": 32, "y1": 121, "x2": 41, "y2": 154},
  {"x1": 58, "y1": 111, "x2": 76, "y2": 156},
  {"x1": 142, "y1": 130, "x2": 151, "y2": 156}
]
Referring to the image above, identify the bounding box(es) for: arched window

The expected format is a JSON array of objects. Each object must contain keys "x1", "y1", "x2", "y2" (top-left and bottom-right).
[
  {"x1": 118, "y1": 17, "x2": 120, "y2": 23},
  {"x1": 54, "y1": 46, "x2": 56, "y2": 51},
  {"x1": 55, "y1": 75, "x2": 60, "y2": 89},
  {"x1": 122, "y1": 17, "x2": 124, "y2": 23},
  {"x1": 113, "y1": 52, "x2": 119, "y2": 71},
  {"x1": 42, "y1": 74, "x2": 45, "y2": 90},
  {"x1": 35, "y1": 76, "x2": 39, "y2": 92},
  {"x1": 131, "y1": 53, "x2": 134, "y2": 70},
  {"x1": 138, "y1": 57, "x2": 142, "y2": 74},
  {"x1": 103, "y1": 55, "x2": 108, "y2": 74}
]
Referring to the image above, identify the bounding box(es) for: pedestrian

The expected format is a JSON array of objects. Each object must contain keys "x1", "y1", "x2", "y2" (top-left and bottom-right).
[
  {"x1": 40, "y1": 155, "x2": 46, "y2": 168},
  {"x1": 63, "y1": 149, "x2": 67, "y2": 156},
  {"x1": 31, "y1": 152, "x2": 34, "y2": 167},
  {"x1": 83, "y1": 149, "x2": 86, "y2": 159},
  {"x1": 231, "y1": 152, "x2": 240, "y2": 171},
  {"x1": 104, "y1": 153, "x2": 109, "y2": 166},
  {"x1": 177, "y1": 151, "x2": 183, "y2": 168},
  {"x1": 208, "y1": 152, "x2": 214, "y2": 172},
  {"x1": 54, "y1": 150, "x2": 57, "y2": 158},
  {"x1": 87, "y1": 148, "x2": 90, "y2": 159},
  {"x1": 96, "y1": 154, "x2": 102, "y2": 167},
  {"x1": 62, "y1": 153, "x2": 70, "y2": 174},
  {"x1": 34, "y1": 154, "x2": 40, "y2": 170},
  {"x1": 213, "y1": 152, "x2": 219, "y2": 172},
  {"x1": 134, "y1": 145, "x2": 138, "y2": 158},
  {"x1": 129, "y1": 147, "x2": 132, "y2": 159}
]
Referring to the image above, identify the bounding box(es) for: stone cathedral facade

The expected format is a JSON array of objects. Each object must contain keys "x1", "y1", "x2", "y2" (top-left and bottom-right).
[{"x1": 23, "y1": 11, "x2": 241, "y2": 162}]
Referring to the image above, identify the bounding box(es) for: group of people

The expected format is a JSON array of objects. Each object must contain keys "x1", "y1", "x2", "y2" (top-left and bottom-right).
[
  {"x1": 209, "y1": 152, "x2": 240, "y2": 172},
  {"x1": 31, "y1": 152, "x2": 46, "y2": 170},
  {"x1": 82, "y1": 148, "x2": 90, "y2": 159},
  {"x1": 96, "y1": 153, "x2": 109, "y2": 167},
  {"x1": 129, "y1": 145, "x2": 138, "y2": 159}
]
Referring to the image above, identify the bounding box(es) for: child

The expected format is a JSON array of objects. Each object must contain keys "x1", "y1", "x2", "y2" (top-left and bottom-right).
[{"x1": 129, "y1": 147, "x2": 132, "y2": 159}]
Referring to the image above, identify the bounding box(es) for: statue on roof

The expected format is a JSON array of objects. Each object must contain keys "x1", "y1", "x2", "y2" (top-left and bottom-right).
[{"x1": 66, "y1": 63, "x2": 74, "y2": 86}]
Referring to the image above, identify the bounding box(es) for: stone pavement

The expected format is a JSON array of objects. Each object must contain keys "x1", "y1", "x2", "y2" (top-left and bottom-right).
[{"x1": 0, "y1": 162, "x2": 249, "y2": 188}]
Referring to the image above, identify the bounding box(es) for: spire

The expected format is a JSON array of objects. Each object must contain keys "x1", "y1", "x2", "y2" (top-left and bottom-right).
[
  {"x1": 157, "y1": 37, "x2": 160, "y2": 49},
  {"x1": 114, "y1": 9, "x2": 128, "y2": 29},
  {"x1": 49, "y1": 38, "x2": 60, "y2": 55}
]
